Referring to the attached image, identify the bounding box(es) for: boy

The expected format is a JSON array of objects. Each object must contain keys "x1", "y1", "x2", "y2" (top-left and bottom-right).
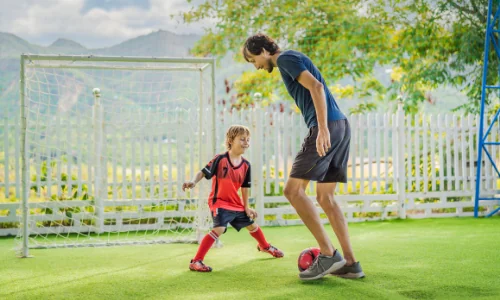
[{"x1": 183, "y1": 125, "x2": 284, "y2": 272}]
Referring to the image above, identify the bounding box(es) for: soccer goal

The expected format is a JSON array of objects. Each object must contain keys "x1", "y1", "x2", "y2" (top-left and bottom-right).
[{"x1": 18, "y1": 54, "x2": 216, "y2": 257}]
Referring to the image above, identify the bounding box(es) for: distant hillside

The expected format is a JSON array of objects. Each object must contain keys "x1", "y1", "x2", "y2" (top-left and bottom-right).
[
  {"x1": 0, "y1": 30, "x2": 202, "y2": 112},
  {"x1": 48, "y1": 38, "x2": 88, "y2": 54},
  {"x1": 0, "y1": 30, "x2": 201, "y2": 58},
  {"x1": 93, "y1": 30, "x2": 200, "y2": 57},
  {"x1": 0, "y1": 32, "x2": 46, "y2": 57},
  {"x1": 0, "y1": 30, "x2": 251, "y2": 118}
]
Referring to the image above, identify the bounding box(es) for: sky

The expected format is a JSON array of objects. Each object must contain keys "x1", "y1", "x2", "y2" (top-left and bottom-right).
[{"x1": 0, "y1": 0, "x2": 211, "y2": 48}]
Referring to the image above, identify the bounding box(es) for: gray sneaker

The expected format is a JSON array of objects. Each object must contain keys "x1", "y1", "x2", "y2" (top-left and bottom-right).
[
  {"x1": 299, "y1": 250, "x2": 346, "y2": 281},
  {"x1": 331, "y1": 261, "x2": 365, "y2": 279}
]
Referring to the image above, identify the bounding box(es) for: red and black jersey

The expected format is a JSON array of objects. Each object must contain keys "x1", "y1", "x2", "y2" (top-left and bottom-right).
[{"x1": 201, "y1": 152, "x2": 251, "y2": 212}]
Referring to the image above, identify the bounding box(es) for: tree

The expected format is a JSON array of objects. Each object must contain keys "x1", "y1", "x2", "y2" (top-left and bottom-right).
[
  {"x1": 376, "y1": 0, "x2": 491, "y2": 114},
  {"x1": 182, "y1": 0, "x2": 491, "y2": 114}
]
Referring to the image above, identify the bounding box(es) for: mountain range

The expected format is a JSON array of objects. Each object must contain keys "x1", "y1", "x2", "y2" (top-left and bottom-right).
[
  {"x1": 0, "y1": 29, "x2": 200, "y2": 58},
  {"x1": 0, "y1": 29, "x2": 467, "y2": 116},
  {"x1": 0, "y1": 29, "x2": 252, "y2": 116}
]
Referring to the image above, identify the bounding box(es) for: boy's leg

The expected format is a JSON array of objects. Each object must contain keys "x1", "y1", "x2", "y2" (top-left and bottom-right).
[
  {"x1": 190, "y1": 209, "x2": 231, "y2": 272},
  {"x1": 189, "y1": 227, "x2": 224, "y2": 272},
  {"x1": 283, "y1": 178, "x2": 335, "y2": 256},
  {"x1": 192, "y1": 226, "x2": 225, "y2": 262},
  {"x1": 230, "y1": 212, "x2": 271, "y2": 250},
  {"x1": 246, "y1": 223, "x2": 270, "y2": 249},
  {"x1": 245, "y1": 223, "x2": 284, "y2": 258}
]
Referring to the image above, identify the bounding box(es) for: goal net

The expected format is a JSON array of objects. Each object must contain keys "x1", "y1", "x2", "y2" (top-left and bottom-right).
[{"x1": 18, "y1": 55, "x2": 216, "y2": 256}]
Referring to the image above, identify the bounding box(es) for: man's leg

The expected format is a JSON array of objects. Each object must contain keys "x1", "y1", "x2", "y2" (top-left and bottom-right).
[
  {"x1": 285, "y1": 178, "x2": 346, "y2": 280},
  {"x1": 316, "y1": 182, "x2": 356, "y2": 265},
  {"x1": 316, "y1": 182, "x2": 364, "y2": 278},
  {"x1": 283, "y1": 177, "x2": 335, "y2": 256}
]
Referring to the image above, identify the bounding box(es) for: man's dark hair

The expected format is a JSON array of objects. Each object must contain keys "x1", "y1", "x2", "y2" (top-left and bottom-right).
[{"x1": 242, "y1": 33, "x2": 280, "y2": 61}]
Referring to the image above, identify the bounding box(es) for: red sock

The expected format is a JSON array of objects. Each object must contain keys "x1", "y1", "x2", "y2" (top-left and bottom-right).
[
  {"x1": 193, "y1": 230, "x2": 219, "y2": 261},
  {"x1": 249, "y1": 226, "x2": 270, "y2": 249}
]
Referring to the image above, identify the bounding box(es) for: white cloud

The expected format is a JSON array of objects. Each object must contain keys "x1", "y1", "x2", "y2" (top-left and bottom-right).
[{"x1": 0, "y1": 0, "x2": 213, "y2": 48}]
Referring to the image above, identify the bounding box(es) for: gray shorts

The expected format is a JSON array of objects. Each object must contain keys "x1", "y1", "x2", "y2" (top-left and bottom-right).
[{"x1": 290, "y1": 119, "x2": 350, "y2": 183}]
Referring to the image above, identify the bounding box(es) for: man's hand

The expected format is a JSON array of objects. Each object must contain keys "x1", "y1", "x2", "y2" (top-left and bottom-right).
[
  {"x1": 182, "y1": 181, "x2": 196, "y2": 191},
  {"x1": 245, "y1": 207, "x2": 258, "y2": 219},
  {"x1": 316, "y1": 128, "x2": 331, "y2": 157}
]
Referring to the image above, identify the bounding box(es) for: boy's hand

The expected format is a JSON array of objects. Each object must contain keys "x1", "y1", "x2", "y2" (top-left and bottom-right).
[
  {"x1": 245, "y1": 207, "x2": 258, "y2": 219},
  {"x1": 182, "y1": 181, "x2": 196, "y2": 191}
]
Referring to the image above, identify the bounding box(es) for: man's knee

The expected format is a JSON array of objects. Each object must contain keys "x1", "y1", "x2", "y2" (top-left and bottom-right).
[
  {"x1": 283, "y1": 178, "x2": 307, "y2": 200},
  {"x1": 284, "y1": 183, "x2": 303, "y2": 200},
  {"x1": 283, "y1": 185, "x2": 295, "y2": 199},
  {"x1": 316, "y1": 194, "x2": 336, "y2": 207}
]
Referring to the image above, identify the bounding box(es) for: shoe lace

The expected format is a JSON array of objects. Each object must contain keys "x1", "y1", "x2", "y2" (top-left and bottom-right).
[
  {"x1": 310, "y1": 255, "x2": 321, "y2": 270},
  {"x1": 193, "y1": 260, "x2": 206, "y2": 268}
]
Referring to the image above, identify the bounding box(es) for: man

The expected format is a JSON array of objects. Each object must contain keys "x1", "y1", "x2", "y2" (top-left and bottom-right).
[{"x1": 243, "y1": 33, "x2": 364, "y2": 281}]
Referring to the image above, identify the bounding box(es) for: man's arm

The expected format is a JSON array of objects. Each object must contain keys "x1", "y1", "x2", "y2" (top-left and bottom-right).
[{"x1": 296, "y1": 70, "x2": 331, "y2": 156}]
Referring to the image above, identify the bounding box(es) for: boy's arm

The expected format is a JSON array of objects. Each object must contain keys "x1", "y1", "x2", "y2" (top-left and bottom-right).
[
  {"x1": 241, "y1": 163, "x2": 256, "y2": 218},
  {"x1": 183, "y1": 154, "x2": 221, "y2": 191},
  {"x1": 182, "y1": 171, "x2": 205, "y2": 191},
  {"x1": 191, "y1": 171, "x2": 205, "y2": 184},
  {"x1": 242, "y1": 187, "x2": 257, "y2": 219},
  {"x1": 242, "y1": 187, "x2": 250, "y2": 208}
]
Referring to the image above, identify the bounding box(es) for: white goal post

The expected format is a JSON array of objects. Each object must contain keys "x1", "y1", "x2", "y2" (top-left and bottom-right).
[{"x1": 19, "y1": 54, "x2": 216, "y2": 257}]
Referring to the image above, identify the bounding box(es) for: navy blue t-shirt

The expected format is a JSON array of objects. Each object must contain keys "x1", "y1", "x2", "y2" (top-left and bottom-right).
[{"x1": 277, "y1": 50, "x2": 346, "y2": 128}]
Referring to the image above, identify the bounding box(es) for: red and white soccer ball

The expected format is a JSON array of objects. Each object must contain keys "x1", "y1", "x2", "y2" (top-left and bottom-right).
[{"x1": 297, "y1": 247, "x2": 321, "y2": 272}]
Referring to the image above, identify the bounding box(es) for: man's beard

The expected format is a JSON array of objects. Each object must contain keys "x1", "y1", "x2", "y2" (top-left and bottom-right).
[{"x1": 266, "y1": 62, "x2": 273, "y2": 73}]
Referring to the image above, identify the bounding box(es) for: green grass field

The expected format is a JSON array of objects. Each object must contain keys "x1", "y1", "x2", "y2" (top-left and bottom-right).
[{"x1": 1, "y1": 218, "x2": 500, "y2": 300}]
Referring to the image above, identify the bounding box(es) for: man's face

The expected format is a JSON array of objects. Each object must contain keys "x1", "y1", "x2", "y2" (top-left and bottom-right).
[{"x1": 246, "y1": 51, "x2": 274, "y2": 73}]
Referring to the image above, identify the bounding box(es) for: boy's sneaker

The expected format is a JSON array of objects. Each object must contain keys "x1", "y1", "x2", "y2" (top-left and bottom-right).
[
  {"x1": 257, "y1": 244, "x2": 284, "y2": 258},
  {"x1": 189, "y1": 259, "x2": 212, "y2": 272},
  {"x1": 331, "y1": 261, "x2": 365, "y2": 279},
  {"x1": 299, "y1": 250, "x2": 346, "y2": 281}
]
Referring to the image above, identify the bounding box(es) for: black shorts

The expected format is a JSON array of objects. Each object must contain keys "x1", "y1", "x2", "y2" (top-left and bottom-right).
[
  {"x1": 212, "y1": 208, "x2": 254, "y2": 232},
  {"x1": 289, "y1": 119, "x2": 351, "y2": 183}
]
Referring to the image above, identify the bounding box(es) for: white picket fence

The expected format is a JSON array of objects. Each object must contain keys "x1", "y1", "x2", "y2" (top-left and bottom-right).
[
  {"x1": 1, "y1": 102, "x2": 499, "y2": 236},
  {"x1": 216, "y1": 102, "x2": 499, "y2": 227}
]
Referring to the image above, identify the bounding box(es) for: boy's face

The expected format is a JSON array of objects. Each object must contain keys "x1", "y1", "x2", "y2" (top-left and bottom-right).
[
  {"x1": 246, "y1": 50, "x2": 274, "y2": 73},
  {"x1": 231, "y1": 133, "x2": 250, "y2": 153}
]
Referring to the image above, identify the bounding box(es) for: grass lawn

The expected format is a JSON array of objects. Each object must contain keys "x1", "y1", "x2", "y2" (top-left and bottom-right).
[{"x1": 1, "y1": 217, "x2": 500, "y2": 299}]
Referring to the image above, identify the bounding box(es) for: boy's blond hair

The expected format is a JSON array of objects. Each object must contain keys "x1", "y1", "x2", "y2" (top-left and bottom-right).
[{"x1": 225, "y1": 125, "x2": 251, "y2": 150}]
